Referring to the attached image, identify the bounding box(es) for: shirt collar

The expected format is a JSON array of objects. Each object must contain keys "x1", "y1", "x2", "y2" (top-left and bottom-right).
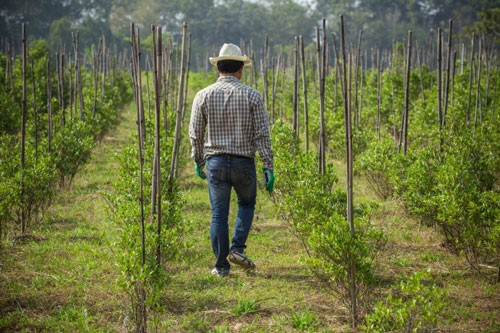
[{"x1": 217, "y1": 75, "x2": 240, "y2": 83}]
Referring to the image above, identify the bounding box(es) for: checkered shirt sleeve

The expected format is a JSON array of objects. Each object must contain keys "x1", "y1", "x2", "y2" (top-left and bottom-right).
[{"x1": 189, "y1": 76, "x2": 274, "y2": 169}]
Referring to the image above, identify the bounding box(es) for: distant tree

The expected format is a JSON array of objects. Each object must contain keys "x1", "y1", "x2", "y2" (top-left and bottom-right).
[{"x1": 465, "y1": 7, "x2": 500, "y2": 45}]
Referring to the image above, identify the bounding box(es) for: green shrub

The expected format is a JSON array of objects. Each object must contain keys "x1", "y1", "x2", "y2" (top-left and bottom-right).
[
  {"x1": 52, "y1": 119, "x2": 94, "y2": 186},
  {"x1": 272, "y1": 120, "x2": 385, "y2": 324},
  {"x1": 108, "y1": 119, "x2": 188, "y2": 327},
  {"x1": 356, "y1": 136, "x2": 399, "y2": 199},
  {"x1": 363, "y1": 270, "x2": 446, "y2": 332}
]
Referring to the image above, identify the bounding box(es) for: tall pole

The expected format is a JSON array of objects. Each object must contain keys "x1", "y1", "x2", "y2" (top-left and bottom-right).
[
  {"x1": 340, "y1": 15, "x2": 357, "y2": 327},
  {"x1": 403, "y1": 31, "x2": 412, "y2": 156},
  {"x1": 21, "y1": 23, "x2": 27, "y2": 234}
]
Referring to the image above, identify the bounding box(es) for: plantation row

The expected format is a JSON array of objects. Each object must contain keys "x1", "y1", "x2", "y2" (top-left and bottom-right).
[
  {"x1": 106, "y1": 20, "x2": 499, "y2": 331},
  {"x1": 1, "y1": 18, "x2": 498, "y2": 331},
  {"x1": 268, "y1": 20, "x2": 499, "y2": 329},
  {"x1": 0, "y1": 28, "x2": 132, "y2": 240}
]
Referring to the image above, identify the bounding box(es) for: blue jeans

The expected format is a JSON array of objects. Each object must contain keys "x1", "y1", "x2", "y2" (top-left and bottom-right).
[{"x1": 206, "y1": 155, "x2": 257, "y2": 271}]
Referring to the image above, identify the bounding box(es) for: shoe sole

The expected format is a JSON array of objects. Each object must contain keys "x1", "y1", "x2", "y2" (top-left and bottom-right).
[
  {"x1": 228, "y1": 252, "x2": 256, "y2": 270},
  {"x1": 211, "y1": 268, "x2": 229, "y2": 277}
]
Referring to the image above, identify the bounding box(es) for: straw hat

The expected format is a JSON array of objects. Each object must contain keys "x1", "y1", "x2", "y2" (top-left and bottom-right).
[{"x1": 209, "y1": 43, "x2": 252, "y2": 66}]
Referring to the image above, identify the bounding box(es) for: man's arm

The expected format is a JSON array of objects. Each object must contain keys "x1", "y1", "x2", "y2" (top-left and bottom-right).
[
  {"x1": 189, "y1": 93, "x2": 206, "y2": 167},
  {"x1": 251, "y1": 92, "x2": 274, "y2": 170}
]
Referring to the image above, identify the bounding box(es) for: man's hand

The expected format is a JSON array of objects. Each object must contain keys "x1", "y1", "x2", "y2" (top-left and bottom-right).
[
  {"x1": 195, "y1": 165, "x2": 207, "y2": 180},
  {"x1": 263, "y1": 168, "x2": 274, "y2": 193}
]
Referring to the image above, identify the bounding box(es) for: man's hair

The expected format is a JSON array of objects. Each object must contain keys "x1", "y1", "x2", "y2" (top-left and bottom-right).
[{"x1": 217, "y1": 60, "x2": 244, "y2": 73}]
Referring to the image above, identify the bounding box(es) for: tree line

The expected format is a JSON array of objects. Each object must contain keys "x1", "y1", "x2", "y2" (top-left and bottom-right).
[{"x1": 1, "y1": 0, "x2": 498, "y2": 70}]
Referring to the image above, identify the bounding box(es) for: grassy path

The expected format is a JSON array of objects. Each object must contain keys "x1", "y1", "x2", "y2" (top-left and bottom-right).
[
  {"x1": 0, "y1": 105, "x2": 137, "y2": 332},
  {"x1": 1, "y1": 100, "x2": 499, "y2": 332}
]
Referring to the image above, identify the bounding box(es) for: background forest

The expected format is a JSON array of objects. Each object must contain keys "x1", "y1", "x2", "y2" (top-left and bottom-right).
[{"x1": 1, "y1": 0, "x2": 498, "y2": 70}]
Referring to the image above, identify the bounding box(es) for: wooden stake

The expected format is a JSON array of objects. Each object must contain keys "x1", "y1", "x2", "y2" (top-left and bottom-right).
[
  {"x1": 21, "y1": 22, "x2": 27, "y2": 234},
  {"x1": 340, "y1": 15, "x2": 357, "y2": 327},
  {"x1": 299, "y1": 35, "x2": 309, "y2": 152}
]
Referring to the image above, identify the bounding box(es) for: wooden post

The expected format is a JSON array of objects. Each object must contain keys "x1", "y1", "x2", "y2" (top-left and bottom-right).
[
  {"x1": 437, "y1": 28, "x2": 443, "y2": 130},
  {"x1": 47, "y1": 55, "x2": 53, "y2": 153},
  {"x1": 299, "y1": 35, "x2": 309, "y2": 153},
  {"x1": 402, "y1": 31, "x2": 412, "y2": 156},
  {"x1": 443, "y1": 20, "x2": 453, "y2": 127},
  {"x1": 474, "y1": 38, "x2": 482, "y2": 128},
  {"x1": 466, "y1": 34, "x2": 475, "y2": 123},
  {"x1": 171, "y1": 22, "x2": 187, "y2": 180},
  {"x1": 354, "y1": 30, "x2": 362, "y2": 126},
  {"x1": 293, "y1": 36, "x2": 299, "y2": 134},
  {"x1": 377, "y1": 49, "x2": 382, "y2": 141},
  {"x1": 30, "y1": 56, "x2": 38, "y2": 157},
  {"x1": 317, "y1": 21, "x2": 327, "y2": 175},
  {"x1": 263, "y1": 34, "x2": 269, "y2": 115},
  {"x1": 340, "y1": 15, "x2": 357, "y2": 327},
  {"x1": 151, "y1": 25, "x2": 163, "y2": 266},
  {"x1": 182, "y1": 33, "x2": 192, "y2": 121},
  {"x1": 21, "y1": 23, "x2": 27, "y2": 234}
]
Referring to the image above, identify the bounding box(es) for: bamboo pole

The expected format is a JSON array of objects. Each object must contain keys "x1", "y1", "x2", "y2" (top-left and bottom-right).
[
  {"x1": 162, "y1": 43, "x2": 169, "y2": 135},
  {"x1": 182, "y1": 33, "x2": 192, "y2": 121},
  {"x1": 331, "y1": 33, "x2": 343, "y2": 107},
  {"x1": 317, "y1": 21, "x2": 327, "y2": 175},
  {"x1": 483, "y1": 43, "x2": 493, "y2": 115},
  {"x1": 402, "y1": 31, "x2": 412, "y2": 156},
  {"x1": 263, "y1": 34, "x2": 269, "y2": 114},
  {"x1": 60, "y1": 53, "x2": 65, "y2": 127},
  {"x1": 92, "y1": 44, "x2": 98, "y2": 118},
  {"x1": 354, "y1": 30, "x2": 362, "y2": 126},
  {"x1": 170, "y1": 22, "x2": 187, "y2": 181},
  {"x1": 443, "y1": 20, "x2": 453, "y2": 127},
  {"x1": 466, "y1": 34, "x2": 475, "y2": 123},
  {"x1": 271, "y1": 55, "x2": 278, "y2": 124},
  {"x1": 47, "y1": 55, "x2": 53, "y2": 153},
  {"x1": 130, "y1": 25, "x2": 148, "y2": 332},
  {"x1": 474, "y1": 38, "x2": 482, "y2": 128},
  {"x1": 145, "y1": 56, "x2": 152, "y2": 119},
  {"x1": 30, "y1": 56, "x2": 38, "y2": 157},
  {"x1": 450, "y1": 50, "x2": 457, "y2": 106},
  {"x1": 280, "y1": 52, "x2": 286, "y2": 119},
  {"x1": 299, "y1": 35, "x2": 309, "y2": 153},
  {"x1": 130, "y1": 23, "x2": 146, "y2": 269},
  {"x1": 437, "y1": 28, "x2": 443, "y2": 129},
  {"x1": 21, "y1": 22, "x2": 27, "y2": 234},
  {"x1": 340, "y1": 15, "x2": 357, "y2": 327},
  {"x1": 69, "y1": 52, "x2": 73, "y2": 119},
  {"x1": 72, "y1": 31, "x2": 84, "y2": 120},
  {"x1": 151, "y1": 25, "x2": 163, "y2": 266},
  {"x1": 377, "y1": 48, "x2": 382, "y2": 141},
  {"x1": 293, "y1": 36, "x2": 299, "y2": 134}
]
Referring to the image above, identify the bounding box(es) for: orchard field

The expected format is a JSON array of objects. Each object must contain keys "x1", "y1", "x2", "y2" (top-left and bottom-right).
[{"x1": 0, "y1": 18, "x2": 499, "y2": 332}]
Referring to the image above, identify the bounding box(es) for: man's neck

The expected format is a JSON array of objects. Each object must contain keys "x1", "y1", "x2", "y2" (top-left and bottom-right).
[{"x1": 219, "y1": 73, "x2": 239, "y2": 79}]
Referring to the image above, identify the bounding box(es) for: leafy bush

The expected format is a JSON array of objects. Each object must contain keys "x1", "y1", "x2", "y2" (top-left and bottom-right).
[
  {"x1": 363, "y1": 270, "x2": 446, "y2": 332},
  {"x1": 389, "y1": 122, "x2": 500, "y2": 275},
  {"x1": 0, "y1": 135, "x2": 57, "y2": 236},
  {"x1": 108, "y1": 119, "x2": 188, "y2": 327},
  {"x1": 272, "y1": 120, "x2": 385, "y2": 324},
  {"x1": 52, "y1": 119, "x2": 94, "y2": 186},
  {"x1": 433, "y1": 128, "x2": 499, "y2": 271},
  {"x1": 356, "y1": 136, "x2": 399, "y2": 199}
]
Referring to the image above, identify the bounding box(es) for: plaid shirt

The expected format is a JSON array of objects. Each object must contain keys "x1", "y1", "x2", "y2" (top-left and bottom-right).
[{"x1": 189, "y1": 76, "x2": 274, "y2": 169}]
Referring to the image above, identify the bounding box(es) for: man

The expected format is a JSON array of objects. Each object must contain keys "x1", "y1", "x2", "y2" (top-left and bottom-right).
[{"x1": 189, "y1": 43, "x2": 275, "y2": 277}]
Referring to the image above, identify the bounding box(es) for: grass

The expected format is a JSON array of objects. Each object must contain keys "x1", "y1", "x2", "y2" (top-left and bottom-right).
[{"x1": 1, "y1": 102, "x2": 499, "y2": 332}]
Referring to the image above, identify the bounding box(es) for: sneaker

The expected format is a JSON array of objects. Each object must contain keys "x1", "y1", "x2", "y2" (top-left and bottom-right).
[
  {"x1": 228, "y1": 251, "x2": 256, "y2": 270},
  {"x1": 211, "y1": 268, "x2": 229, "y2": 277}
]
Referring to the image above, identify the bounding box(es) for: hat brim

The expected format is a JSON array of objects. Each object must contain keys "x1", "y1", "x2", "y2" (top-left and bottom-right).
[{"x1": 209, "y1": 55, "x2": 252, "y2": 67}]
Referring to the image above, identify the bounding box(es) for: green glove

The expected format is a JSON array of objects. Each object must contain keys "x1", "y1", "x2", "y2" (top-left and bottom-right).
[
  {"x1": 263, "y1": 168, "x2": 275, "y2": 193},
  {"x1": 195, "y1": 165, "x2": 207, "y2": 180}
]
